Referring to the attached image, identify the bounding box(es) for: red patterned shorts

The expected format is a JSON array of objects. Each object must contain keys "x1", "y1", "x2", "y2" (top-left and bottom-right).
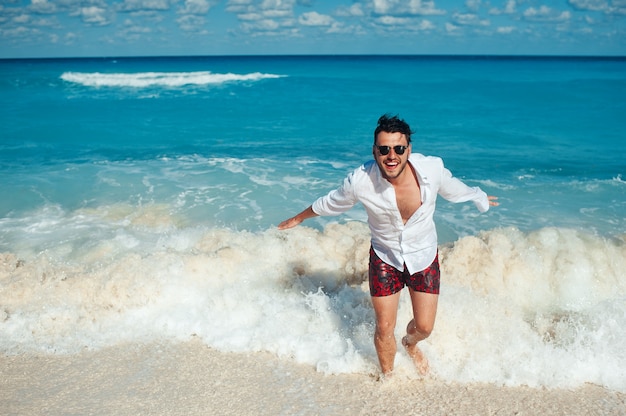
[{"x1": 368, "y1": 247, "x2": 440, "y2": 297}]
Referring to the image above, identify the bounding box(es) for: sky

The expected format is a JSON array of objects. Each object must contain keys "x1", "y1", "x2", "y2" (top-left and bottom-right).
[{"x1": 0, "y1": 0, "x2": 625, "y2": 58}]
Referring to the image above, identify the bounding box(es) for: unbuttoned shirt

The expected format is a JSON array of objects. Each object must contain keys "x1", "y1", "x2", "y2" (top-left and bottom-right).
[{"x1": 312, "y1": 153, "x2": 490, "y2": 274}]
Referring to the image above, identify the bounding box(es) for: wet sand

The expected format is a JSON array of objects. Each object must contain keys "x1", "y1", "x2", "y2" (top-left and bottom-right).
[{"x1": 2, "y1": 340, "x2": 623, "y2": 416}]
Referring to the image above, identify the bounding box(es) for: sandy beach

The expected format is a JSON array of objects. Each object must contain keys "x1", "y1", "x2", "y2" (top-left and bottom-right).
[{"x1": 2, "y1": 340, "x2": 623, "y2": 416}]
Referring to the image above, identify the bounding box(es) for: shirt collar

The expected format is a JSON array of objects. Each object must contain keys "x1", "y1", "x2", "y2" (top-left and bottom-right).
[{"x1": 409, "y1": 157, "x2": 431, "y2": 185}]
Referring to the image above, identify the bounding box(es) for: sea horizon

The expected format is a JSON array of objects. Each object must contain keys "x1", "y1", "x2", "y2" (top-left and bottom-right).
[{"x1": 2, "y1": 53, "x2": 626, "y2": 62}]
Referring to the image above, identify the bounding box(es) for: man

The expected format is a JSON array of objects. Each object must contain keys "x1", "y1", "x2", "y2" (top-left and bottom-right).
[{"x1": 278, "y1": 114, "x2": 498, "y2": 377}]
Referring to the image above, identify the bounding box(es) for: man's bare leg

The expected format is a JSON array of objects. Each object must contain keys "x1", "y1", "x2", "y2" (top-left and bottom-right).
[
  {"x1": 371, "y1": 292, "x2": 401, "y2": 376},
  {"x1": 402, "y1": 289, "x2": 438, "y2": 375}
]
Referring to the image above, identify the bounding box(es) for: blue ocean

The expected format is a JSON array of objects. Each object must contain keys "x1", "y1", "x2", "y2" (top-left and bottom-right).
[{"x1": 1, "y1": 56, "x2": 624, "y2": 391}]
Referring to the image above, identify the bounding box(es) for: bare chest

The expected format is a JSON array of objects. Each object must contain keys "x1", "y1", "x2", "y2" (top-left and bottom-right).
[{"x1": 394, "y1": 180, "x2": 422, "y2": 224}]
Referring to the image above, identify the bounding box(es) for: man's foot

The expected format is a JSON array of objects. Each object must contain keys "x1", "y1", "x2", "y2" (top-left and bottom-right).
[
  {"x1": 375, "y1": 370, "x2": 393, "y2": 383},
  {"x1": 402, "y1": 336, "x2": 429, "y2": 375}
]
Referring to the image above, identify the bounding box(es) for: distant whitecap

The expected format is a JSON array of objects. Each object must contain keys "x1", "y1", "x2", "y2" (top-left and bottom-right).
[{"x1": 60, "y1": 71, "x2": 286, "y2": 87}]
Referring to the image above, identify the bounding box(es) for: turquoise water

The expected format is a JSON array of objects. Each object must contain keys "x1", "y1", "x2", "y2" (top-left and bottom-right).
[
  {"x1": 1, "y1": 56, "x2": 625, "y2": 391},
  {"x1": 1, "y1": 56, "x2": 624, "y2": 237}
]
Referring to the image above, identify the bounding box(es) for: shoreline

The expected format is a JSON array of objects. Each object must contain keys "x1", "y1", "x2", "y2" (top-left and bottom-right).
[{"x1": 2, "y1": 340, "x2": 623, "y2": 415}]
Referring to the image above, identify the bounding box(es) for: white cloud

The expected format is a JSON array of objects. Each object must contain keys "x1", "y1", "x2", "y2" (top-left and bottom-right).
[
  {"x1": 489, "y1": 0, "x2": 516, "y2": 15},
  {"x1": 417, "y1": 19, "x2": 435, "y2": 30},
  {"x1": 611, "y1": 3, "x2": 626, "y2": 16},
  {"x1": 452, "y1": 12, "x2": 490, "y2": 26},
  {"x1": 373, "y1": 13, "x2": 435, "y2": 31},
  {"x1": 372, "y1": 0, "x2": 391, "y2": 14},
  {"x1": 242, "y1": 18, "x2": 280, "y2": 31},
  {"x1": 118, "y1": 20, "x2": 154, "y2": 40},
  {"x1": 122, "y1": 19, "x2": 152, "y2": 33},
  {"x1": 176, "y1": 14, "x2": 205, "y2": 31},
  {"x1": 466, "y1": 0, "x2": 481, "y2": 13},
  {"x1": 497, "y1": 26, "x2": 515, "y2": 33},
  {"x1": 178, "y1": 0, "x2": 214, "y2": 15},
  {"x1": 1, "y1": 25, "x2": 40, "y2": 38},
  {"x1": 260, "y1": 0, "x2": 296, "y2": 11},
  {"x1": 335, "y1": 3, "x2": 365, "y2": 17},
  {"x1": 14, "y1": 14, "x2": 30, "y2": 24},
  {"x1": 228, "y1": 0, "x2": 300, "y2": 37},
  {"x1": 376, "y1": 15, "x2": 411, "y2": 25},
  {"x1": 71, "y1": 6, "x2": 112, "y2": 26},
  {"x1": 327, "y1": 22, "x2": 364, "y2": 35},
  {"x1": 128, "y1": 10, "x2": 163, "y2": 19},
  {"x1": 32, "y1": 16, "x2": 59, "y2": 27},
  {"x1": 225, "y1": 0, "x2": 253, "y2": 13},
  {"x1": 445, "y1": 22, "x2": 459, "y2": 33},
  {"x1": 118, "y1": 0, "x2": 170, "y2": 12},
  {"x1": 298, "y1": 11, "x2": 334, "y2": 26},
  {"x1": 406, "y1": 0, "x2": 446, "y2": 15},
  {"x1": 64, "y1": 32, "x2": 78, "y2": 43},
  {"x1": 30, "y1": 0, "x2": 57, "y2": 14},
  {"x1": 372, "y1": 0, "x2": 445, "y2": 16},
  {"x1": 263, "y1": 9, "x2": 292, "y2": 18},
  {"x1": 238, "y1": 12, "x2": 263, "y2": 21},
  {"x1": 523, "y1": 6, "x2": 571, "y2": 22}
]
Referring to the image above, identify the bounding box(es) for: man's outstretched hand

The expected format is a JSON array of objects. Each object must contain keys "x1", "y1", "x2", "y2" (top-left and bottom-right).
[
  {"x1": 278, "y1": 216, "x2": 303, "y2": 230},
  {"x1": 277, "y1": 206, "x2": 318, "y2": 230}
]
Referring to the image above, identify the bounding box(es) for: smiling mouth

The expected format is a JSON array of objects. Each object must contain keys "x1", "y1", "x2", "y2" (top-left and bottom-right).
[{"x1": 384, "y1": 160, "x2": 399, "y2": 169}]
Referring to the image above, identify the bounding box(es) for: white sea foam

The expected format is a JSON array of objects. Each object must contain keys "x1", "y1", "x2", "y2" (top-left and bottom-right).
[
  {"x1": 475, "y1": 179, "x2": 516, "y2": 191},
  {"x1": 60, "y1": 71, "x2": 285, "y2": 88},
  {"x1": 0, "y1": 219, "x2": 624, "y2": 391}
]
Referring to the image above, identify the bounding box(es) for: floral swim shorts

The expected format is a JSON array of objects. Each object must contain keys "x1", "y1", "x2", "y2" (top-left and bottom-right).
[{"x1": 368, "y1": 247, "x2": 440, "y2": 297}]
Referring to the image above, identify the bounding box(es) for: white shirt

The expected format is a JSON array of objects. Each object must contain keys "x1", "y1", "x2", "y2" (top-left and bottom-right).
[{"x1": 312, "y1": 153, "x2": 490, "y2": 274}]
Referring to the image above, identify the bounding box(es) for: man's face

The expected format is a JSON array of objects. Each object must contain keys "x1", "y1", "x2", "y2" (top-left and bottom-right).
[{"x1": 373, "y1": 131, "x2": 411, "y2": 182}]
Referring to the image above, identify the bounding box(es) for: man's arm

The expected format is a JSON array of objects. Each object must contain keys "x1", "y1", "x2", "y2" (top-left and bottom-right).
[
  {"x1": 278, "y1": 206, "x2": 319, "y2": 230},
  {"x1": 436, "y1": 162, "x2": 498, "y2": 212},
  {"x1": 278, "y1": 165, "x2": 362, "y2": 230}
]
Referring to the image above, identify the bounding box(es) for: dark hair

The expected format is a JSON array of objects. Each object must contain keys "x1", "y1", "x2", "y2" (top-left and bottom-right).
[{"x1": 374, "y1": 114, "x2": 413, "y2": 144}]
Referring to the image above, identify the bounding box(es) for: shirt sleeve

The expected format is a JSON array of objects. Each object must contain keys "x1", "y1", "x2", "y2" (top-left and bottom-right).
[
  {"x1": 311, "y1": 169, "x2": 359, "y2": 216},
  {"x1": 437, "y1": 162, "x2": 490, "y2": 213}
]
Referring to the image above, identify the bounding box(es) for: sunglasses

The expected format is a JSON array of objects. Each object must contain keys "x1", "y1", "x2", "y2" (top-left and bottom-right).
[{"x1": 375, "y1": 145, "x2": 408, "y2": 156}]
